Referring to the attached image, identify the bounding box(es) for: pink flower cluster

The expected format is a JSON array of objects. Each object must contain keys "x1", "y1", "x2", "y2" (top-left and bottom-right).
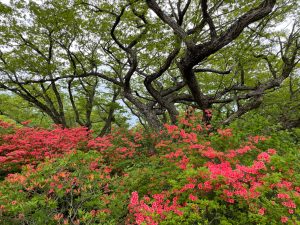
[
  {"x1": 217, "y1": 128, "x2": 233, "y2": 137},
  {"x1": 128, "y1": 192, "x2": 183, "y2": 225},
  {"x1": 87, "y1": 136, "x2": 112, "y2": 151},
  {"x1": 0, "y1": 121, "x2": 13, "y2": 129},
  {"x1": 0, "y1": 125, "x2": 91, "y2": 168},
  {"x1": 204, "y1": 109, "x2": 212, "y2": 118}
]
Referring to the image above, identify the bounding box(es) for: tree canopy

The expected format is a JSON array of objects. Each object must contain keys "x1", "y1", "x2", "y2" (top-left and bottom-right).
[{"x1": 0, "y1": 0, "x2": 299, "y2": 131}]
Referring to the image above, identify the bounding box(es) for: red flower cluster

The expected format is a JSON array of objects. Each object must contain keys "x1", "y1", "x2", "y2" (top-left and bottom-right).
[
  {"x1": 217, "y1": 128, "x2": 233, "y2": 137},
  {"x1": 128, "y1": 191, "x2": 183, "y2": 225},
  {"x1": 0, "y1": 115, "x2": 299, "y2": 224},
  {"x1": 128, "y1": 118, "x2": 299, "y2": 224},
  {"x1": 0, "y1": 123, "x2": 91, "y2": 170},
  {"x1": 87, "y1": 136, "x2": 113, "y2": 151},
  {"x1": 0, "y1": 121, "x2": 13, "y2": 129}
]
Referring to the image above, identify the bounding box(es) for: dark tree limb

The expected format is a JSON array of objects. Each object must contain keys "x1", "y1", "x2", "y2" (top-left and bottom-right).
[
  {"x1": 8, "y1": 72, "x2": 122, "y2": 86},
  {"x1": 99, "y1": 88, "x2": 120, "y2": 136},
  {"x1": 201, "y1": 0, "x2": 217, "y2": 40},
  {"x1": 193, "y1": 68, "x2": 231, "y2": 74},
  {"x1": 146, "y1": 0, "x2": 193, "y2": 47},
  {"x1": 221, "y1": 96, "x2": 263, "y2": 125}
]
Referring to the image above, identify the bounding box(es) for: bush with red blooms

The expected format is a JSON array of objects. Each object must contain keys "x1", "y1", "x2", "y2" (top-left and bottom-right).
[
  {"x1": 0, "y1": 151, "x2": 116, "y2": 224},
  {"x1": 125, "y1": 119, "x2": 300, "y2": 225},
  {"x1": 0, "y1": 122, "x2": 92, "y2": 173},
  {"x1": 0, "y1": 113, "x2": 299, "y2": 224}
]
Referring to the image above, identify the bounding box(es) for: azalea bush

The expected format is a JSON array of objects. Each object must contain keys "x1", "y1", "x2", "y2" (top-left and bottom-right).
[
  {"x1": 125, "y1": 117, "x2": 300, "y2": 225},
  {"x1": 0, "y1": 114, "x2": 299, "y2": 224},
  {"x1": 0, "y1": 151, "x2": 117, "y2": 225},
  {"x1": 0, "y1": 122, "x2": 92, "y2": 177}
]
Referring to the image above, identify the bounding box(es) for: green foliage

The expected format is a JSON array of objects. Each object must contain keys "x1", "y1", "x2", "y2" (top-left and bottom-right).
[
  {"x1": 0, "y1": 94, "x2": 53, "y2": 128},
  {"x1": 0, "y1": 151, "x2": 116, "y2": 225},
  {"x1": 0, "y1": 115, "x2": 299, "y2": 224},
  {"x1": 1, "y1": 0, "x2": 299, "y2": 130}
]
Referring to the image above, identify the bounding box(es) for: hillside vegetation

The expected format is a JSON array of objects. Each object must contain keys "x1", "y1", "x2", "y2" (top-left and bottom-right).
[{"x1": 0, "y1": 113, "x2": 299, "y2": 224}]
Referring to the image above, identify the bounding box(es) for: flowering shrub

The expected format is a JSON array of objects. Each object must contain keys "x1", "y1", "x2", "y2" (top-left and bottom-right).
[
  {"x1": 125, "y1": 127, "x2": 300, "y2": 224},
  {"x1": 0, "y1": 114, "x2": 299, "y2": 224},
  {"x1": 124, "y1": 114, "x2": 300, "y2": 224},
  {"x1": 0, "y1": 122, "x2": 92, "y2": 174},
  {"x1": 0, "y1": 151, "x2": 116, "y2": 224}
]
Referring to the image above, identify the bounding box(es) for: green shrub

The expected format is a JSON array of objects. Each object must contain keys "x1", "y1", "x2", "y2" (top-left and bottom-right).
[{"x1": 0, "y1": 115, "x2": 299, "y2": 224}]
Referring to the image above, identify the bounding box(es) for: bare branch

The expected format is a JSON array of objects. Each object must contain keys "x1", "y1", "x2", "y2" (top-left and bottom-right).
[
  {"x1": 168, "y1": 0, "x2": 179, "y2": 23},
  {"x1": 161, "y1": 81, "x2": 186, "y2": 97},
  {"x1": 254, "y1": 54, "x2": 277, "y2": 78},
  {"x1": 201, "y1": 0, "x2": 217, "y2": 40},
  {"x1": 146, "y1": 0, "x2": 192, "y2": 46},
  {"x1": 80, "y1": 2, "x2": 117, "y2": 16},
  {"x1": 193, "y1": 68, "x2": 231, "y2": 74},
  {"x1": 110, "y1": 7, "x2": 127, "y2": 51},
  {"x1": 145, "y1": 47, "x2": 180, "y2": 83},
  {"x1": 177, "y1": 0, "x2": 191, "y2": 25},
  {"x1": 6, "y1": 72, "x2": 122, "y2": 86},
  {"x1": 187, "y1": 0, "x2": 224, "y2": 35},
  {"x1": 221, "y1": 96, "x2": 263, "y2": 125}
]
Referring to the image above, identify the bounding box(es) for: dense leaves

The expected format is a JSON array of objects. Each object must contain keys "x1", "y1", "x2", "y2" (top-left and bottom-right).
[
  {"x1": 0, "y1": 0, "x2": 299, "y2": 129},
  {"x1": 0, "y1": 115, "x2": 299, "y2": 224},
  {"x1": 0, "y1": 1, "x2": 299, "y2": 224}
]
